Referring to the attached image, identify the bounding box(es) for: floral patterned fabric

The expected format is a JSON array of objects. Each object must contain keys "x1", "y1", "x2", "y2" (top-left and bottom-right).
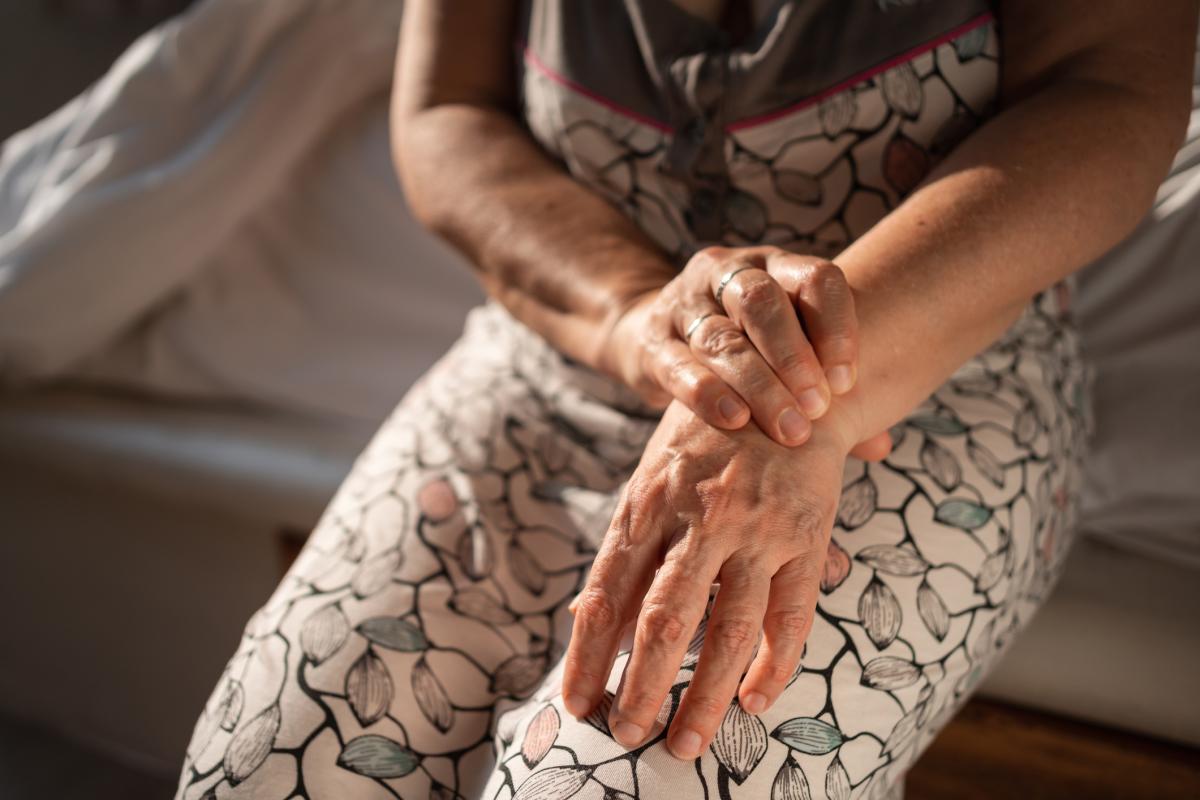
[{"x1": 176, "y1": 3, "x2": 1091, "y2": 798}]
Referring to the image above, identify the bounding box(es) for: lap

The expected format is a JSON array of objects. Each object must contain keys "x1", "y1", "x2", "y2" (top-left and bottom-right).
[{"x1": 176, "y1": 293, "x2": 1087, "y2": 800}]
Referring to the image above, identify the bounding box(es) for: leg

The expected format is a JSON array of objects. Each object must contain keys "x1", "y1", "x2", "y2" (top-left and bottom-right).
[
  {"x1": 175, "y1": 303, "x2": 657, "y2": 800},
  {"x1": 482, "y1": 290, "x2": 1088, "y2": 798}
]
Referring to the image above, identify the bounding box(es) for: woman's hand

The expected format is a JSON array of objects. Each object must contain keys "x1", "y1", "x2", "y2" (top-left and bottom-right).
[
  {"x1": 599, "y1": 246, "x2": 860, "y2": 448},
  {"x1": 561, "y1": 399, "x2": 861, "y2": 760}
]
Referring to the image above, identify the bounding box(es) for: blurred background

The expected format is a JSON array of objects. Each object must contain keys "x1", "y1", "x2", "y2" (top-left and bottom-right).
[{"x1": 0, "y1": 2, "x2": 1198, "y2": 798}]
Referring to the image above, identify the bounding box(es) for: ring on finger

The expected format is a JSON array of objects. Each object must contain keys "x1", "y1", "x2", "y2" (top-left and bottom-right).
[
  {"x1": 715, "y1": 265, "x2": 755, "y2": 309},
  {"x1": 685, "y1": 312, "x2": 714, "y2": 342}
]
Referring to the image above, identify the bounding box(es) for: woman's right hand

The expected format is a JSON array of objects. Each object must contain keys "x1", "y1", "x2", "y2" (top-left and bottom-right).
[{"x1": 600, "y1": 246, "x2": 861, "y2": 448}]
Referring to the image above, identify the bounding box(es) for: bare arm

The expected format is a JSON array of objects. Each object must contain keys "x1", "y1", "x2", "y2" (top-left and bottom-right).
[
  {"x1": 391, "y1": 0, "x2": 676, "y2": 370},
  {"x1": 826, "y1": 0, "x2": 1197, "y2": 449}
]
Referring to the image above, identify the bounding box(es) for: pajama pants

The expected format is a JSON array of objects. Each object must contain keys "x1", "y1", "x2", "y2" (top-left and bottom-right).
[{"x1": 176, "y1": 293, "x2": 1087, "y2": 800}]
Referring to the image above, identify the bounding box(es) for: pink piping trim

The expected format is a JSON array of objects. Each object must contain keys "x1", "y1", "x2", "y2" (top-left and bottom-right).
[
  {"x1": 726, "y1": 11, "x2": 994, "y2": 132},
  {"x1": 523, "y1": 10, "x2": 993, "y2": 137},
  {"x1": 523, "y1": 47, "x2": 673, "y2": 133}
]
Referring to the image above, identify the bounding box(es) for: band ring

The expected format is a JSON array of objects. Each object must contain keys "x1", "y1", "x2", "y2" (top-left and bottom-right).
[
  {"x1": 715, "y1": 265, "x2": 755, "y2": 307},
  {"x1": 684, "y1": 312, "x2": 713, "y2": 342}
]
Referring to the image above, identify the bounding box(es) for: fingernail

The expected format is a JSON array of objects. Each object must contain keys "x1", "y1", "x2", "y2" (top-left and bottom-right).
[
  {"x1": 718, "y1": 395, "x2": 743, "y2": 423},
  {"x1": 564, "y1": 693, "x2": 590, "y2": 718},
  {"x1": 778, "y1": 407, "x2": 810, "y2": 443},
  {"x1": 670, "y1": 728, "x2": 703, "y2": 760},
  {"x1": 827, "y1": 364, "x2": 855, "y2": 395},
  {"x1": 798, "y1": 387, "x2": 828, "y2": 418},
  {"x1": 741, "y1": 691, "x2": 767, "y2": 714},
  {"x1": 613, "y1": 721, "x2": 645, "y2": 747}
]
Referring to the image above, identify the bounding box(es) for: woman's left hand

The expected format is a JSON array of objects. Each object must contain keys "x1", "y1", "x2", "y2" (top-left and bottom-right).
[{"x1": 560, "y1": 399, "x2": 869, "y2": 760}]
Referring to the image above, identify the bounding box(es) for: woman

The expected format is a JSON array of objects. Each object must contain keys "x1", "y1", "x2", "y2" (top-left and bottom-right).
[{"x1": 176, "y1": 1, "x2": 1194, "y2": 798}]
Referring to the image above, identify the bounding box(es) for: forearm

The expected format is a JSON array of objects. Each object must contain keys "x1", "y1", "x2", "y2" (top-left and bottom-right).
[
  {"x1": 393, "y1": 104, "x2": 677, "y2": 370},
  {"x1": 830, "y1": 75, "x2": 1189, "y2": 446}
]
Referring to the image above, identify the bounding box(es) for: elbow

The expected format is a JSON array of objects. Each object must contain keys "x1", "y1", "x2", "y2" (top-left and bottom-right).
[{"x1": 388, "y1": 105, "x2": 451, "y2": 236}]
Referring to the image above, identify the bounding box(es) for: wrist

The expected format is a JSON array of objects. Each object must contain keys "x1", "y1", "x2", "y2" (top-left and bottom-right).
[
  {"x1": 594, "y1": 287, "x2": 660, "y2": 383},
  {"x1": 812, "y1": 390, "x2": 868, "y2": 456}
]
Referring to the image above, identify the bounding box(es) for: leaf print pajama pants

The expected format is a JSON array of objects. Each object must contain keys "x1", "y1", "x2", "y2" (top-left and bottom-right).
[{"x1": 176, "y1": 292, "x2": 1088, "y2": 800}]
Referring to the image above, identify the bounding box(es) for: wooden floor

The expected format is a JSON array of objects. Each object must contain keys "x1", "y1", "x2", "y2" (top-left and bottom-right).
[
  {"x1": 2, "y1": 699, "x2": 1196, "y2": 798},
  {"x1": 908, "y1": 699, "x2": 1200, "y2": 799}
]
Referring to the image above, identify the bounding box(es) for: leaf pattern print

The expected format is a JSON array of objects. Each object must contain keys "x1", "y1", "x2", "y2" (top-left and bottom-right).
[
  {"x1": 457, "y1": 524, "x2": 494, "y2": 580},
  {"x1": 855, "y1": 544, "x2": 928, "y2": 576},
  {"x1": 513, "y1": 765, "x2": 592, "y2": 800},
  {"x1": 818, "y1": 92, "x2": 857, "y2": 137},
  {"x1": 910, "y1": 414, "x2": 967, "y2": 436},
  {"x1": 967, "y1": 440, "x2": 1006, "y2": 487},
  {"x1": 861, "y1": 656, "x2": 922, "y2": 690},
  {"x1": 357, "y1": 617, "x2": 427, "y2": 651},
  {"x1": 449, "y1": 589, "x2": 517, "y2": 625},
  {"x1": 883, "y1": 134, "x2": 930, "y2": 195},
  {"x1": 223, "y1": 704, "x2": 280, "y2": 784},
  {"x1": 412, "y1": 657, "x2": 455, "y2": 733},
  {"x1": 508, "y1": 540, "x2": 548, "y2": 595},
  {"x1": 821, "y1": 539, "x2": 852, "y2": 592},
  {"x1": 934, "y1": 499, "x2": 992, "y2": 529},
  {"x1": 300, "y1": 603, "x2": 350, "y2": 664},
  {"x1": 916, "y1": 579, "x2": 950, "y2": 641},
  {"x1": 771, "y1": 757, "x2": 813, "y2": 800},
  {"x1": 920, "y1": 438, "x2": 961, "y2": 491},
  {"x1": 826, "y1": 756, "x2": 852, "y2": 800},
  {"x1": 976, "y1": 548, "x2": 1007, "y2": 592},
  {"x1": 521, "y1": 705, "x2": 561, "y2": 767},
  {"x1": 214, "y1": 679, "x2": 244, "y2": 731},
  {"x1": 880, "y1": 63, "x2": 922, "y2": 117},
  {"x1": 838, "y1": 476, "x2": 877, "y2": 529},
  {"x1": 710, "y1": 703, "x2": 768, "y2": 784},
  {"x1": 772, "y1": 717, "x2": 844, "y2": 755},
  {"x1": 346, "y1": 649, "x2": 393, "y2": 727},
  {"x1": 492, "y1": 654, "x2": 549, "y2": 696},
  {"x1": 859, "y1": 577, "x2": 903, "y2": 649},
  {"x1": 336, "y1": 735, "x2": 420, "y2": 779},
  {"x1": 418, "y1": 478, "x2": 460, "y2": 521},
  {"x1": 352, "y1": 549, "x2": 402, "y2": 597}
]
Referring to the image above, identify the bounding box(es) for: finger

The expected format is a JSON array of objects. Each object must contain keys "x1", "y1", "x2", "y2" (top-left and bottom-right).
[
  {"x1": 767, "y1": 256, "x2": 859, "y2": 395},
  {"x1": 667, "y1": 561, "x2": 771, "y2": 760},
  {"x1": 561, "y1": 496, "x2": 662, "y2": 719},
  {"x1": 686, "y1": 314, "x2": 811, "y2": 446},
  {"x1": 737, "y1": 556, "x2": 820, "y2": 715},
  {"x1": 716, "y1": 267, "x2": 831, "y2": 420},
  {"x1": 607, "y1": 528, "x2": 721, "y2": 747},
  {"x1": 647, "y1": 337, "x2": 749, "y2": 429},
  {"x1": 850, "y1": 430, "x2": 893, "y2": 462}
]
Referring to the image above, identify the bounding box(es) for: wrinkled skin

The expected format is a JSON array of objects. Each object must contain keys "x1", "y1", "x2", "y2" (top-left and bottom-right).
[
  {"x1": 602, "y1": 246, "x2": 862, "y2": 448},
  {"x1": 562, "y1": 398, "x2": 863, "y2": 760}
]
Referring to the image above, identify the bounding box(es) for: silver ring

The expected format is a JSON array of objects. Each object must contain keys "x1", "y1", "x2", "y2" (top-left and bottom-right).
[
  {"x1": 715, "y1": 265, "x2": 754, "y2": 307},
  {"x1": 684, "y1": 312, "x2": 713, "y2": 342}
]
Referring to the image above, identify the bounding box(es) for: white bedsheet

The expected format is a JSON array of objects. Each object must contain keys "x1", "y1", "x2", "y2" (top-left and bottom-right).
[{"x1": 0, "y1": 0, "x2": 1196, "y2": 565}]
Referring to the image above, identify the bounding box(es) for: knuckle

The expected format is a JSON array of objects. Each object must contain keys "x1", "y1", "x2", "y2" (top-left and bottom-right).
[
  {"x1": 764, "y1": 660, "x2": 798, "y2": 685},
  {"x1": 737, "y1": 275, "x2": 782, "y2": 307},
  {"x1": 575, "y1": 588, "x2": 622, "y2": 635},
  {"x1": 639, "y1": 605, "x2": 692, "y2": 646},
  {"x1": 777, "y1": 349, "x2": 820, "y2": 383},
  {"x1": 710, "y1": 617, "x2": 759, "y2": 651},
  {"x1": 765, "y1": 608, "x2": 810, "y2": 640},
  {"x1": 685, "y1": 692, "x2": 730, "y2": 721},
  {"x1": 697, "y1": 325, "x2": 748, "y2": 359},
  {"x1": 792, "y1": 497, "x2": 829, "y2": 538},
  {"x1": 616, "y1": 687, "x2": 663, "y2": 718},
  {"x1": 813, "y1": 266, "x2": 853, "y2": 306}
]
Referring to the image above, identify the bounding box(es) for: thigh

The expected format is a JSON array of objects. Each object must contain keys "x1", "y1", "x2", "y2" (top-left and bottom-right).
[
  {"x1": 175, "y1": 304, "x2": 657, "y2": 800},
  {"x1": 483, "y1": 292, "x2": 1088, "y2": 799}
]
